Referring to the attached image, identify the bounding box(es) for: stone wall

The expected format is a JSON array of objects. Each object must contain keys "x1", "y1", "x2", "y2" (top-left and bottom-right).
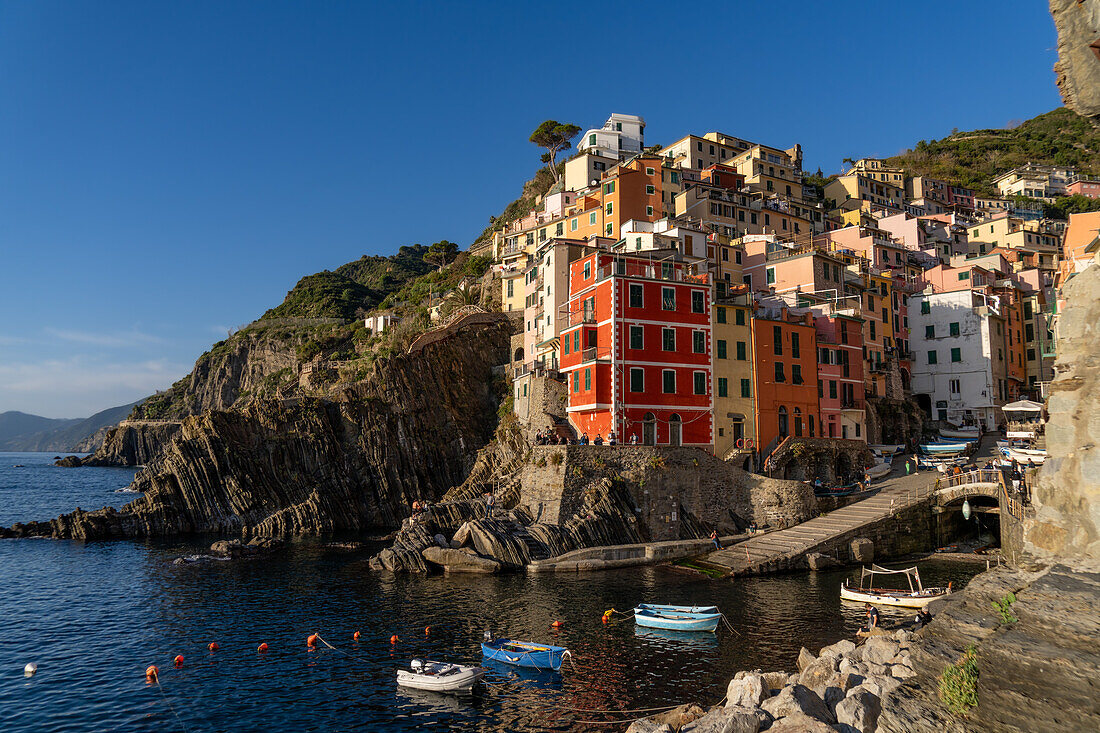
[
  {"x1": 1023, "y1": 262, "x2": 1100, "y2": 567},
  {"x1": 766, "y1": 437, "x2": 874, "y2": 485}
]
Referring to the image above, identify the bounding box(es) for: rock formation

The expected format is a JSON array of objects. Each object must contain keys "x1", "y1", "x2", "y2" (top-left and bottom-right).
[
  {"x1": 1051, "y1": 0, "x2": 1100, "y2": 123},
  {"x1": 68, "y1": 420, "x2": 182, "y2": 467},
  {"x1": 1, "y1": 317, "x2": 512, "y2": 539}
]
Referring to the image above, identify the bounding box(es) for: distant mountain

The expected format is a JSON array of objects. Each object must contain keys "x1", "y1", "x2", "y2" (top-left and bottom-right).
[{"x1": 0, "y1": 401, "x2": 142, "y2": 452}]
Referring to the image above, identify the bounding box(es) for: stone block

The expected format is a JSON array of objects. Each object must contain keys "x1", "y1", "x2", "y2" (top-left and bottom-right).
[
  {"x1": 760, "y1": 684, "x2": 835, "y2": 724},
  {"x1": 835, "y1": 690, "x2": 881, "y2": 733},
  {"x1": 861, "y1": 637, "x2": 900, "y2": 666},
  {"x1": 849, "y1": 537, "x2": 874, "y2": 562},
  {"x1": 726, "y1": 673, "x2": 768, "y2": 708},
  {"x1": 797, "y1": 647, "x2": 817, "y2": 671}
]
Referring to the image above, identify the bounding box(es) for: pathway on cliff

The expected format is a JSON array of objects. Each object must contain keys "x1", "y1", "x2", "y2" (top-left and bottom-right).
[{"x1": 704, "y1": 439, "x2": 997, "y2": 575}]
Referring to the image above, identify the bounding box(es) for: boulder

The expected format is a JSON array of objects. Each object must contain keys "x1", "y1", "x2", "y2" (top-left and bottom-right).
[
  {"x1": 797, "y1": 647, "x2": 817, "y2": 672},
  {"x1": 836, "y1": 672, "x2": 865, "y2": 692},
  {"x1": 645, "y1": 703, "x2": 707, "y2": 731},
  {"x1": 421, "y1": 546, "x2": 500, "y2": 573},
  {"x1": 849, "y1": 538, "x2": 874, "y2": 563},
  {"x1": 799, "y1": 656, "x2": 839, "y2": 691},
  {"x1": 864, "y1": 662, "x2": 891, "y2": 677},
  {"x1": 55, "y1": 456, "x2": 83, "y2": 468},
  {"x1": 806, "y1": 552, "x2": 838, "y2": 570},
  {"x1": 726, "y1": 673, "x2": 768, "y2": 708},
  {"x1": 835, "y1": 690, "x2": 881, "y2": 732},
  {"x1": 434, "y1": 533, "x2": 449, "y2": 547},
  {"x1": 210, "y1": 539, "x2": 243, "y2": 557},
  {"x1": 890, "y1": 663, "x2": 915, "y2": 680},
  {"x1": 819, "y1": 639, "x2": 857, "y2": 660},
  {"x1": 761, "y1": 684, "x2": 835, "y2": 724},
  {"x1": 822, "y1": 685, "x2": 845, "y2": 712},
  {"x1": 861, "y1": 637, "x2": 900, "y2": 666},
  {"x1": 682, "y1": 706, "x2": 761, "y2": 733},
  {"x1": 893, "y1": 629, "x2": 911, "y2": 643},
  {"x1": 765, "y1": 711, "x2": 837, "y2": 732},
  {"x1": 246, "y1": 536, "x2": 285, "y2": 552},
  {"x1": 761, "y1": 671, "x2": 790, "y2": 692},
  {"x1": 625, "y1": 720, "x2": 672, "y2": 733}
]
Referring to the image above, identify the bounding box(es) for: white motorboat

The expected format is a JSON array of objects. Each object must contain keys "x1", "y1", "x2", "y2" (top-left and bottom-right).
[
  {"x1": 840, "y1": 565, "x2": 951, "y2": 609},
  {"x1": 939, "y1": 426, "x2": 981, "y2": 440},
  {"x1": 397, "y1": 659, "x2": 485, "y2": 692},
  {"x1": 865, "y1": 460, "x2": 891, "y2": 479},
  {"x1": 868, "y1": 444, "x2": 903, "y2": 456},
  {"x1": 1003, "y1": 448, "x2": 1047, "y2": 465}
]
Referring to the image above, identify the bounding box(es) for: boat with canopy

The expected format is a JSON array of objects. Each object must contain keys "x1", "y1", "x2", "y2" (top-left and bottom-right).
[{"x1": 840, "y1": 565, "x2": 951, "y2": 609}]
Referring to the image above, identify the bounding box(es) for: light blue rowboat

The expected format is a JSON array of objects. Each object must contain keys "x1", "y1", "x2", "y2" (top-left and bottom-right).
[
  {"x1": 481, "y1": 639, "x2": 570, "y2": 671},
  {"x1": 920, "y1": 441, "x2": 970, "y2": 454},
  {"x1": 634, "y1": 607, "x2": 722, "y2": 633},
  {"x1": 637, "y1": 603, "x2": 719, "y2": 614}
]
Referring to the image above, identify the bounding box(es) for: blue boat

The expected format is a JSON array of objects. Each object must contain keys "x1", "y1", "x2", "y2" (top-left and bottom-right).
[
  {"x1": 920, "y1": 441, "x2": 970, "y2": 454},
  {"x1": 480, "y1": 639, "x2": 570, "y2": 671},
  {"x1": 636, "y1": 603, "x2": 719, "y2": 614},
  {"x1": 633, "y1": 607, "x2": 722, "y2": 633}
]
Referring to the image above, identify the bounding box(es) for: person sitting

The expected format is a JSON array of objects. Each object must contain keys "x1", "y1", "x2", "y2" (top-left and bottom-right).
[
  {"x1": 629, "y1": 433, "x2": 639, "y2": 445},
  {"x1": 580, "y1": 432, "x2": 589, "y2": 445},
  {"x1": 608, "y1": 431, "x2": 617, "y2": 446},
  {"x1": 814, "y1": 477, "x2": 823, "y2": 491},
  {"x1": 710, "y1": 529, "x2": 721, "y2": 550},
  {"x1": 862, "y1": 603, "x2": 880, "y2": 633},
  {"x1": 593, "y1": 433, "x2": 604, "y2": 445},
  {"x1": 913, "y1": 608, "x2": 933, "y2": 628}
]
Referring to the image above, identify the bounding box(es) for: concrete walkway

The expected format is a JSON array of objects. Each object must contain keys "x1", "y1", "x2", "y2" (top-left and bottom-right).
[{"x1": 703, "y1": 437, "x2": 999, "y2": 574}]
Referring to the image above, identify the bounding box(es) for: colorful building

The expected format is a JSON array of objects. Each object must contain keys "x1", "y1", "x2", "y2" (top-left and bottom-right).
[
  {"x1": 750, "y1": 303, "x2": 819, "y2": 454},
  {"x1": 711, "y1": 289, "x2": 755, "y2": 458},
  {"x1": 814, "y1": 314, "x2": 866, "y2": 441}
]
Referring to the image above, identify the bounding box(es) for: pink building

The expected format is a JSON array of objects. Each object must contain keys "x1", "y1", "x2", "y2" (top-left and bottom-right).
[
  {"x1": 814, "y1": 314, "x2": 866, "y2": 441},
  {"x1": 1067, "y1": 177, "x2": 1100, "y2": 199}
]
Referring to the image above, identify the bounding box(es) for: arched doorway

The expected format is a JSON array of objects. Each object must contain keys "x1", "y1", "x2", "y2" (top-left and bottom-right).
[
  {"x1": 669, "y1": 414, "x2": 682, "y2": 446},
  {"x1": 836, "y1": 452, "x2": 852, "y2": 483},
  {"x1": 778, "y1": 406, "x2": 789, "y2": 438},
  {"x1": 794, "y1": 408, "x2": 803, "y2": 437},
  {"x1": 643, "y1": 412, "x2": 656, "y2": 446},
  {"x1": 513, "y1": 347, "x2": 524, "y2": 362},
  {"x1": 809, "y1": 414, "x2": 815, "y2": 437}
]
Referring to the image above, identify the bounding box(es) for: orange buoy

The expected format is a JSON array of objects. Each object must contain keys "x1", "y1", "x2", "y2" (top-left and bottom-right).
[
  {"x1": 145, "y1": 665, "x2": 159, "y2": 680},
  {"x1": 601, "y1": 615, "x2": 609, "y2": 624},
  {"x1": 390, "y1": 634, "x2": 399, "y2": 644},
  {"x1": 551, "y1": 620, "x2": 564, "y2": 628},
  {"x1": 424, "y1": 626, "x2": 431, "y2": 635},
  {"x1": 173, "y1": 655, "x2": 184, "y2": 668},
  {"x1": 353, "y1": 631, "x2": 361, "y2": 641},
  {"x1": 208, "y1": 642, "x2": 219, "y2": 651},
  {"x1": 257, "y1": 643, "x2": 269, "y2": 653},
  {"x1": 307, "y1": 634, "x2": 319, "y2": 648}
]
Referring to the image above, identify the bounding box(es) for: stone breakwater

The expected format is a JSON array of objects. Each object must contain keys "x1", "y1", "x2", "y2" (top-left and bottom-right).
[{"x1": 627, "y1": 632, "x2": 913, "y2": 733}]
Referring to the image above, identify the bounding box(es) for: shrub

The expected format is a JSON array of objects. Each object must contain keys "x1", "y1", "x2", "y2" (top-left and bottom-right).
[
  {"x1": 648, "y1": 454, "x2": 667, "y2": 470},
  {"x1": 938, "y1": 645, "x2": 979, "y2": 716},
  {"x1": 992, "y1": 592, "x2": 1018, "y2": 624},
  {"x1": 549, "y1": 452, "x2": 563, "y2": 465}
]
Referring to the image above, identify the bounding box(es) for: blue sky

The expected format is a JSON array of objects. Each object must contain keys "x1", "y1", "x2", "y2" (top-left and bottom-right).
[{"x1": 0, "y1": 1, "x2": 1062, "y2": 418}]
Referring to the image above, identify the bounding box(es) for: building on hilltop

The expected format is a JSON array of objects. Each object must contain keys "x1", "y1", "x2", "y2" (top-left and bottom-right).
[
  {"x1": 559, "y1": 248, "x2": 713, "y2": 447},
  {"x1": 992, "y1": 163, "x2": 1076, "y2": 202},
  {"x1": 577, "y1": 113, "x2": 646, "y2": 160}
]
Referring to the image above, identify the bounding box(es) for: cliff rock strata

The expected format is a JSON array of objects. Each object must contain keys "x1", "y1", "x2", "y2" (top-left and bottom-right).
[
  {"x1": 2, "y1": 318, "x2": 512, "y2": 539},
  {"x1": 1051, "y1": 0, "x2": 1100, "y2": 123},
  {"x1": 76, "y1": 421, "x2": 183, "y2": 467}
]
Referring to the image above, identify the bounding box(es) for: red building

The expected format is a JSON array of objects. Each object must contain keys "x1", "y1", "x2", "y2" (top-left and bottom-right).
[
  {"x1": 815, "y1": 314, "x2": 866, "y2": 440},
  {"x1": 560, "y1": 248, "x2": 713, "y2": 447},
  {"x1": 751, "y1": 306, "x2": 820, "y2": 453}
]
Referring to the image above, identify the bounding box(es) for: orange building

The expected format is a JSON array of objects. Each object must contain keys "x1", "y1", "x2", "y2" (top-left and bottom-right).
[{"x1": 751, "y1": 305, "x2": 820, "y2": 454}]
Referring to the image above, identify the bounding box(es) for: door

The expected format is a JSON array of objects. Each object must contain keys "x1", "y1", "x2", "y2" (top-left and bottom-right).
[
  {"x1": 669, "y1": 414, "x2": 682, "y2": 446},
  {"x1": 643, "y1": 413, "x2": 656, "y2": 446}
]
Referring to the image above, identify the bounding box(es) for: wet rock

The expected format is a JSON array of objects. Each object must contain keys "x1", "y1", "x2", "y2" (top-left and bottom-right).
[
  {"x1": 861, "y1": 637, "x2": 899, "y2": 666},
  {"x1": 210, "y1": 539, "x2": 244, "y2": 557},
  {"x1": 726, "y1": 673, "x2": 768, "y2": 708},
  {"x1": 682, "y1": 706, "x2": 761, "y2": 733},
  {"x1": 849, "y1": 538, "x2": 874, "y2": 563},
  {"x1": 55, "y1": 456, "x2": 83, "y2": 468},
  {"x1": 761, "y1": 684, "x2": 834, "y2": 724},
  {"x1": 797, "y1": 647, "x2": 817, "y2": 672},
  {"x1": 765, "y1": 711, "x2": 836, "y2": 732},
  {"x1": 421, "y1": 546, "x2": 500, "y2": 573},
  {"x1": 835, "y1": 690, "x2": 881, "y2": 732}
]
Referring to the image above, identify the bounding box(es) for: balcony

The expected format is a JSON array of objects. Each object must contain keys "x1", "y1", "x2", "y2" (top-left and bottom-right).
[
  {"x1": 841, "y1": 399, "x2": 863, "y2": 411},
  {"x1": 596, "y1": 263, "x2": 710, "y2": 285},
  {"x1": 564, "y1": 310, "x2": 597, "y2": 327}
]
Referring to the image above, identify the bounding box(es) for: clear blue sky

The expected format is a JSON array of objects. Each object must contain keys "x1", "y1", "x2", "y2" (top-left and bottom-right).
[{"x1": 0, "y1": 1, "x2": 1062, "y2": 418}]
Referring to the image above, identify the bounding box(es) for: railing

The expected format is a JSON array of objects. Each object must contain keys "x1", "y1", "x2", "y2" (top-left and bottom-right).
[
  {"x1": 937, "y1": 469, "x2": 1002, "y2": 489},
  {"x1": 564, "y1": 310, "x2": 597, "y2": 327},
  {"x1": 596, "y1": 263, "x2": 710, "y2": 285},
  {"x1": 1001, "y1": 474, "x2": 1025, "y2": 521},
  {"x1": 841, "y1": 399, "x2": 863, "y2": 411}
]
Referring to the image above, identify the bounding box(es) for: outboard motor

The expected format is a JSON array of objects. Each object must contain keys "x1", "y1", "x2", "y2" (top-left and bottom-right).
[
  {"x1": 483, "y1": 629, "x2": 493, "y2": 642},
  {"x1": 410, "y1": 659, "x2": 424, "y2": 672}
]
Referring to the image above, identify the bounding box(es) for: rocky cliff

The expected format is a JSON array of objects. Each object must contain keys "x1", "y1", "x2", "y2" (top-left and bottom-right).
[
  {"x1": 2, "y1": 317, "x2": 512, "y2": 539},
  {"x1": 1051, "y1": 0, "x2": 1100, "y2": 123},
  {"x1": 74, "y1": 421, "x2": 182, "y2": 467}
]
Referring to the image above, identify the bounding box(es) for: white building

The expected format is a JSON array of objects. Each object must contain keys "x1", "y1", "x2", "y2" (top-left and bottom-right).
[
  {"x1": 909, "y1": 289, "x2": 1008, "y2": 430},
  {"x1": 365, "y1": 312, "x2": 400, "y2": 333},
  {"x1": 577, "y1": 113, "x2": 645, "y2": 160},
  {"x1": 992, "y1": 163, "x2": 1076, "y2": 202}
]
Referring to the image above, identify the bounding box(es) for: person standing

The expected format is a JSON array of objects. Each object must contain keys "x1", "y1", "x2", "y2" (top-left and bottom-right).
[
  {"x1": 905, "y1": 458, "x2": 911, "y2": 475},
  {"x1": 710, "y1": 529, "x2": 721, "y2": 550},
  {"x1": 484, "y1": 491, "x2": 495, "y2": 519}
]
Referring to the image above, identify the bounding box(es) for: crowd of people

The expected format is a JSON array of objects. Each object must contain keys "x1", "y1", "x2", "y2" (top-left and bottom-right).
[{"x1": 533, "y1": 429, "x2": 643, "y2": 446}]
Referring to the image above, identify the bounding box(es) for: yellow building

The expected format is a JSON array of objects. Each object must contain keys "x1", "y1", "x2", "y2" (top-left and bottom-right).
[
  {"x1": 711, "y1": 290, "x2": 756, "y2": 460},
  {"x1": 825, "y1": 173, "x2": 905, "y2": 212},
  {"x1": 729, "y1": 144, "x2": 805, "y2": 199}
]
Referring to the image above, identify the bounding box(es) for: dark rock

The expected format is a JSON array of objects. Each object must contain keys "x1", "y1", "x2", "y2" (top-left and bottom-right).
[
  {"x1": 421, "y1": 546, "x2": 500, "y2": 573},
  {"x1": 55, "y1": 456, "x2": 83, "y2": 468},
  {"x1": 806, "y1": 552, "x2": 838, "y2": 570}
]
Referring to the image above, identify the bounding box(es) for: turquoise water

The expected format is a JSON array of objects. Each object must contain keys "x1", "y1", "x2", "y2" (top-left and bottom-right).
[{"x1": 0, "y1": 452, "x2": 983, "y2": 731}]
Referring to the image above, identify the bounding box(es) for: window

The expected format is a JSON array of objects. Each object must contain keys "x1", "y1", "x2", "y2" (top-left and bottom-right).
[
  {"x1": 584, "y1": 368, "x2": 591, "y2": 390},
  {"x1": 662, "y1": 287, "x2": 675, "y2": 310},
  {"x1": 572, "y1": 371, "x2": 580, "y2": 392},
  {"x1": 792, "y1": 364, "x2": 803, "y2": 385},
  {"x1": 949, "y1": 322, "x2": 960, "y2": 337},
  {"x1": 791, "y1": 332, "x2": 800, "y2": 358},
  {"x1": 645, "y1": 185, "x2": 655, "y2": 195},
  {"x1": 588, "y1": 133, "x2": 596, "y2": 146},
  {"x1": 563, "y1": 333, "x2": 570, "y2": 355},
  {"x1": 928, "y1": 350, "x2": 938, "y2": 365},
  {"x1": 949, "y1": 379, "x2": 960, "y2": 394},
  {"x1": 736, "y1": 341, "x2": 747, "y2": 360},
  {"x1": 629, "y1": 283, "x2": 643, "y2": 308},
  {"x1": 1027, "y1": 348, "x2": 1036, "y2": 361},
  {"x1": 506, "y1": 279, "x2": 514, "y2": 298},
  {"x1": 630, "y1": 325, "x2": 643, "y2": 350},
  {"x1": 773, "y1": 326, "x2": 783, "y2": 355},
  {"x1": 829, "y1": 381, "x2": 838, "y2": 399},
  {"x1": 717, "y1": 377, "x2": 728, "y2": 397},
  {"x1": 766, "y1": 267, "x2": 776, "y2": 285},
  {"x1": 775, "y1": 362, "x2": 785, "y2": 382},
  {"x1": 693, "y1": 331, "x2": 705, "y2": 354},
  {"x1": 646, "y1": 206, "x2": 654, "y2": 216},
  {"x1": 573, "y1": 331, "x2": 580, "y2": 351},
  {"x1": 693, "y1": 371, "x2": 706, "y2": 395},
  {"x1": 778, "y1": 406, "x2": 788, "y2": 437},
  {"x1": 920, "y1": 300, "x2": 930, "y2": 315},
  {"x1": 716, "y1": 306, "x2": 726, "y2": 324},
  {"x1": 958, "y1": 271, "x2": 969, "y2": 281},
  {"x1": 589, "y1": 212, "x2": 597, "y2": 225},
  {"x1": 603, "y1": 181, "x2": 615, "y2": 194},
  {"x1": 583, "y1": 262, "x2": 591, "y2": 279},
  {"x1": 691, "y1": 291, "x2": 704, "y2": 313},
  {"x1": 663, "y1": 370, "x2": 676, "y2": 394},
  {"x1": 645, "y1": 167, "x2": 654, "y2": 175},
  {"x1": 951, "y1": 348, "x2": 962, "y2": 363},
  {"x1": 717, "y1": 340, "x2": 727, "y2": 359},
  {"x1": 605, "y1": 202, "x2": 613, "y2": 215},
  {"x1": 818, "y1": 379, "x2": 824, "y2": 398},
  {"x1": 740, "y1": 378, "x2": 751, "y2": 398},
  {"x1": 629, "y1": 367, "x2": 644, "y2": 392},
  {"x1": 735, "y1": 309, "x2": 745, "y2": 326},
  {"x1": 925, "y1": 325, "x2": 935, "y2": 339},
  {"x1": 662, "y1": 328, "x2": 676, "y2": 351},
  {"x1": 570, "y1": 218, "x2": 578, "y2": 232}
]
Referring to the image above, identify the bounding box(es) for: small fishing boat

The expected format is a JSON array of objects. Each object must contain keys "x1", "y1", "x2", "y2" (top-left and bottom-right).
[
  {"x1": 481, "y1": 638, "x2": 570, "y2": 671},
  {"x1": 396, "y1": 659, "x2": 485, "y2": 692},
  {"x1": 939, "y1": 425, "x2": 981, "y2": 440},
  {"x1": 920, "y1": 441, "x2": 970, "y2": 454},
  {"x1": 868, "y1": 444, "x2": 903, "y2": 456},
  {"x1": 865, "y1": 461, "x2": 891, "y2": 479},
  {"x1": 1002, "y1": 447, "x2": 1047, "y2": 463},
  {"x1": 637, "y1": 603, "x2": 719, "y2": 614},
  {"x1": 815, "y1": 483, "x2": 861, "y2": 497},
  {"x1": 840, "y1": 565, "x2": 950, "y2": 609},
  {"x1": 634, "y1": 606, "x2": 722, "y2": 633},
  {"x1": 916, "y1": 455, "x2": 966, "y2": 470}
]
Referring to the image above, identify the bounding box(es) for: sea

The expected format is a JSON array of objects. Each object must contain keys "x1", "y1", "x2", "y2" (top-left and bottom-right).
[{"x1": 0, "y1": 451, "x2": 985, "y2": 732}]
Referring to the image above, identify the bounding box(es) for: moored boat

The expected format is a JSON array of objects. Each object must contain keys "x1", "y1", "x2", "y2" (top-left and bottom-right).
[
  {"x1": 481, "y1": 638, "x2": 570, "y2": 671},
  {"x1": 920, "y1": 441, "x2": 971, "y2": 454},
  {"x1": 840, "y1": 565, "x2": 950, "y2": 609},
  {"x1": 396, "y1": 659, "x2": 485, "y2": 692},
  {"x1": 868, "y1": 444, "x2": 903, "y2": 455},
  {"x1": 636, "y1": 603, "x2": 719, "y2": 614},
  {"x1": 865, "y1": 461, "x2": 891, "y2": 479},
  {"x1": 633, "y1": 606, "x2": 722, "y2": 632},
  {"x1": 939, "y1": 425, "x2": 981, "y2": 440}
]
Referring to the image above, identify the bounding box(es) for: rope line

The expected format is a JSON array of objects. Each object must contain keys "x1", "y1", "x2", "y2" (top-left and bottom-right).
[{"x1": 154, "y1": 676, "x2": 190, "y2": 733}]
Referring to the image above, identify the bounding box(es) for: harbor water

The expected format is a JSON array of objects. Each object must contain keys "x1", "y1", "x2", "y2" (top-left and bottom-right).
[{"x1": 0, "y1": 452, "x2": 984, "y2": 731}]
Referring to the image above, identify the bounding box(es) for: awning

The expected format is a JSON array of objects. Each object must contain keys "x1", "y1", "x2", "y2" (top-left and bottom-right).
[{"x1": 1003, "y1": 400, "x2": 1043, "y2": 413}]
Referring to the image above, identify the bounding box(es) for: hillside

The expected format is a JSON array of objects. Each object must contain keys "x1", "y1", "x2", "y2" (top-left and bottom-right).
[
  {"x1": 0, "y1": 412, "x2": 79, "y2": 450},
  {"x1": 884, "y1": 107, "x2": 1100, "y2": 196},
  {"x1": 0, "y1": 402, "x2": 140, "y2": 452}
]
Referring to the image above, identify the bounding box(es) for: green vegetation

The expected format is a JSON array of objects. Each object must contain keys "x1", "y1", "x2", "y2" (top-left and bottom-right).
[
  {"x1": 530, "y1": 120, "x2": 581, "y2": 185},
  {"x1": 938, "y1": 645, "x2": 980, "y2": 716},
  {"x1": 885, "y1": 107, "x2": 1100, "y2": 196},
  {"x1": 992, "y1": 592, "x2": 1018, "y2": 624},
  {"x1": 1041, "y1": 194, "x2": 1100, "y2": 220},
  {"x1": 473, "y1": 163, "x2": 562, "y2": 247}
]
